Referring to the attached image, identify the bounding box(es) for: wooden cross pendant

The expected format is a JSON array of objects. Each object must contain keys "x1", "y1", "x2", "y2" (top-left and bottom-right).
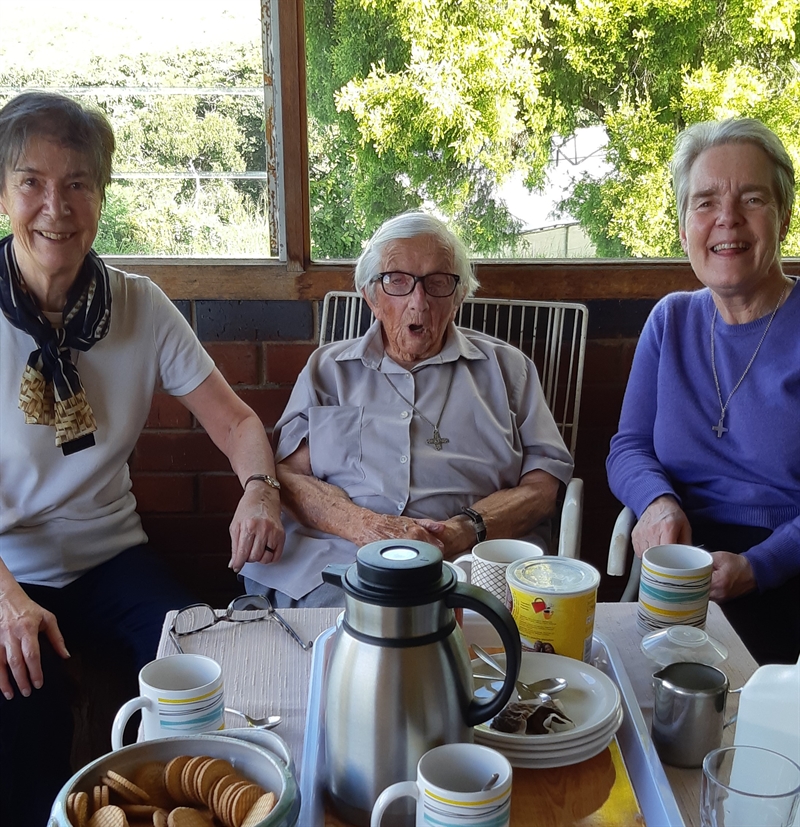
[
  {"x1": 712, "y1": 416, "x2": 728, "y2": 438},
  {"x1": 427, "y1": 428, "x2": 449, "y2": 451}
]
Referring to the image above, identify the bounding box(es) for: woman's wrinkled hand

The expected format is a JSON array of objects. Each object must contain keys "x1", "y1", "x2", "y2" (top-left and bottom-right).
[
  {"x1": 228, "y1": 486, "x2": 285, "y2": 572},
  {"x1": 632, "y1": 495, "x2": 692, "y2": 558},
  {"x1": 358, "y1": 514, "x2": 444, "y2": 550},
  {"x1": 710, "y1": 552, "x2": 757, "y2": 602},
  {"x1": 0, "y1": 586, "x2": 69, "y2": 700}
]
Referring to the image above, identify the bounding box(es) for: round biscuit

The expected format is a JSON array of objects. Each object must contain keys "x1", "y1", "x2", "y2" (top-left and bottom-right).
[
  {"x1": 72, "y1": 791, "x2": 89, "y2": 827},
  {"x1": 208, "y1": 774, "x2": 241, "y2": 819},
  {"x1": 87, "y1": 805, "x2": 127, "y2": 827},
  {"x1": 240, "y1": 793, "x2": 277, "y2": 827},
  {"x1": 195, "y1": 758, "x2": 235, "y2": 805},
  {"x1": 102, "y1": 769, "x2": 150, "y2": 804},
  {"x1": 163, "y1": 756, "x2": 193, "y2": 803},
  {"x1": 229, "y1": 784, "x2": 265, "y2": 827},
  {"x1": 180, "y1": 756, "x2": 208, "y2": 803},
  {"x1": 218, "y1": 780, "x2": 248, "y2": 827},
  {"x1": 131, "y1": 761, "x2": 170, "y2": 806},
  {"x1": 166, "y1": 807, "x2": 213, "y2": 827},
  {"x1": 153, "y1": 809, "x2": 169, "y2": 827}
]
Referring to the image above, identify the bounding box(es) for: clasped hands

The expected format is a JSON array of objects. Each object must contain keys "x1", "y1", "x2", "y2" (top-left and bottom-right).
[
  {"x1": 633, "y1": 495, "x2": 757, "y2": 602},
  {"x1": 356, "y1": 513, "x2": 472, "y2": 558}
]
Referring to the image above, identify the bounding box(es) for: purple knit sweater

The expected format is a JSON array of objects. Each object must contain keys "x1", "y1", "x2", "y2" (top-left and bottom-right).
[{"x1": 606, "y1": 280, "x2": 800, "y2": 592}]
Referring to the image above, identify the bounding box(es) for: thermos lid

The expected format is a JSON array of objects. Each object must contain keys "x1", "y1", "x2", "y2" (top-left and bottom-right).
[{"x1": 343, "y1": 539, "x2": 451, "y2": 604}]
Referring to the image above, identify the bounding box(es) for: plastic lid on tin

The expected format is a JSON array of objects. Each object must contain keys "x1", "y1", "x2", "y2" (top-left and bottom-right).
[{"x1": 506, "y1": 557, "x2": 600, "y2": 594}]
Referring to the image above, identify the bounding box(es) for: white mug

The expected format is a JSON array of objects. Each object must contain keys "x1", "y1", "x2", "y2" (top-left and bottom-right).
[
  {"x1": 453, "y1": 539, "x2": 545, "y2": 604},
  {"x1": 370, "y1": 743, "x2": 512, "y2": 827},
  {"x1": 111, "y1": 654, "x2": 224, "y2": 750},
  {"x1": 637, "y1": 544, "x2": 713, "y2": 635}
]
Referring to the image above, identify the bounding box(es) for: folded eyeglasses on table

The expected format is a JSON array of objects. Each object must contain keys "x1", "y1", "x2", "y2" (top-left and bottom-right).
[{"x1": 169, "y1": 594, "x2": 313, "y2": 652}]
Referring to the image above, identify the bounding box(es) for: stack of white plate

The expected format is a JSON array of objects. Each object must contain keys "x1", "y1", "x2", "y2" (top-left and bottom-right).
[{"x1": 472, "y1": 651, "x2": 623, "y2": 768}]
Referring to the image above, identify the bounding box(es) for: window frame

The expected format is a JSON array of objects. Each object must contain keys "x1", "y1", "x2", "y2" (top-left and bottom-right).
[{"x1": 102, "y1": 0, "x2": 795, "y2": 303}]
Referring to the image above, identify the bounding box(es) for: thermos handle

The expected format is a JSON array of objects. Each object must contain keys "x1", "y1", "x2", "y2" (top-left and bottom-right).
[{"x1": 446, "y1": 583, "x2": 522, "y2": 727}]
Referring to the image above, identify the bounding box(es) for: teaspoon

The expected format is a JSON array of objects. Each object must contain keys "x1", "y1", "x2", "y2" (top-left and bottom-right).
[
  {"x1": 225, "y1": 707, "x2": 282, "y2": 729},
  {"x1": 472, "y1": 644, "x2": 568, "y2": 700}
]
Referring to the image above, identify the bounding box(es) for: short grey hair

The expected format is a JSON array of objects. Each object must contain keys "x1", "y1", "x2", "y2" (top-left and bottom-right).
[
  {"x1": 0, "y1": 91, "x2": 115, "y2": 198},
  {"x1": 354, "y1": 210, "x2": 479, "y2": 303},
  {"x1": 671, "y1": 118, "x2": 795, "y2": 228}
]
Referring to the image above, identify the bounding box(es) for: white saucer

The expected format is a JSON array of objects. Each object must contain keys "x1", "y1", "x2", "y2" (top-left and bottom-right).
[
  {"x1": 475, "y1": 707, "x2": 623, "y2": 759},
  {"x1": 472, "y1": 651, "x2": 621, "y2": 746},
  {"x1": 499, "y1": 733, "x2": 616, "y2": 769}
]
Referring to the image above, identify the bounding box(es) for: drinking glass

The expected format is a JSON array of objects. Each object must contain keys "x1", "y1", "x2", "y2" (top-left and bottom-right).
[{"x1": 701, "y1": 746, "x2": 800, "y2": 827}]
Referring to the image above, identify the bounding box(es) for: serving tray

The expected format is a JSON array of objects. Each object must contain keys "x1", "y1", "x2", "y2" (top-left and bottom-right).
[{"x1": 299, "y1": 623, "x2": 685, "y2": 827}]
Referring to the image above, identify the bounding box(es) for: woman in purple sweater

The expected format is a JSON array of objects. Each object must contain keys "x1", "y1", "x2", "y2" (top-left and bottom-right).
[{"x1": 607, "y1": 119, "x2": 799, "y2": 664}]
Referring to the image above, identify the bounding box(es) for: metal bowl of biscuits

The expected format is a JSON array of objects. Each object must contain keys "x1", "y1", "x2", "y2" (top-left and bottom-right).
[{"x1": 48, "y1": 731, "x2": 300, "y2": 827}]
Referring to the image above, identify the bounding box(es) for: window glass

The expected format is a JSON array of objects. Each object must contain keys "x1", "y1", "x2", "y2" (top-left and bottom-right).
[
  {"x1": 304, "y1": 1, "x2": 800, "y2": 261},
  {"x1": 0, "y1": 0, "x2": 276, "y2": 258}
]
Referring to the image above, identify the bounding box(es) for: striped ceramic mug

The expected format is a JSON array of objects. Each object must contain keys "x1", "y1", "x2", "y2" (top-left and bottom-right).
[
  {"x1": 111, "y1": 654, "x2": 225, "y2": 749},
  {"x1": 637, "y1": 544, "x2": 713, "y2": 635}
]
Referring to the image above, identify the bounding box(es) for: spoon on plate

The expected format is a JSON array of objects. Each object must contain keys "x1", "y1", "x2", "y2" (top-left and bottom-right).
[
  {"x1": 471, "y1": 644, "x2": 568, "y2": 702},
  {"x1": 225, "y1": 707, "x2": 282, "y2": 729}
]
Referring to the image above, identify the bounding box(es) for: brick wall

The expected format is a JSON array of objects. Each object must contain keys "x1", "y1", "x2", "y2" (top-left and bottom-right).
[{"x1": 130, "y1": 298, "x2": 655, "y2": 605}]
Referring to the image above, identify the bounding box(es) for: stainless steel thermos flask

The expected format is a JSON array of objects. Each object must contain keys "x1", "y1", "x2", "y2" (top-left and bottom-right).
[{"x1": 321, "y1": 540, "x2": 521, "y2": 827}]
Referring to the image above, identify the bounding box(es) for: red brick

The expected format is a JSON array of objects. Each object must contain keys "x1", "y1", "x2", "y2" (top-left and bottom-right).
[
  {"x1": 237, "y1": 387, "x2": 293, "y2": 430},
  {"x1": 199, "y1": 474, "x2": 243, "y2": 514},
  {"x1": 131, "y1": 473, "x2": 195, "y2": 513},
  {"x1": 263, "y1": 343, "x2": 316, "y2": 384},
  {"x1": 130, "y1": 432, "x2": 230, "y2": 472},
  {"x1": 145, "y1": 393, "x2": 194, "y2": 429},
  {"x1": 204, "y1": 342, "x2": 259, "y2": 386}
]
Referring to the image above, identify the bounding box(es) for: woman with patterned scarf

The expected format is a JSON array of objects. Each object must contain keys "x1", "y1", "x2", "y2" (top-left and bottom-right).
[{"x1": 0, "y1": 92, "x2": 285, "y2": 826}]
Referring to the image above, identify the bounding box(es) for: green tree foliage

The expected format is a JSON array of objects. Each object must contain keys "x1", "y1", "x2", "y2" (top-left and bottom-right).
[{"x1": 307, "y1": 0, "x2": 800, "y2": 257}]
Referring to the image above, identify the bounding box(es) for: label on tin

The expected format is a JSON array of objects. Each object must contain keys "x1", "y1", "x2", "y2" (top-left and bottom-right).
[{"x1": 509, "y1": 586, "x2": 597, "y2": 662}]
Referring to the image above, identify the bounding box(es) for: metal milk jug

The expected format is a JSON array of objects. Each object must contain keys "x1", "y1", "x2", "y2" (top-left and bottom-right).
[
  {"x1": 652, "y1": 662, "x2": 730, "y2": 768},
  {"x1": 321, "y1": 540, "x2": 521, "y2": 827}
]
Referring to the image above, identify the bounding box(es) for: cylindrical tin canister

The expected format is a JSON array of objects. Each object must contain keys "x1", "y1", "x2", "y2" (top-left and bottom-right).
[{"x1": 506, "y1": 558, "x2": 600, "y2": 662}]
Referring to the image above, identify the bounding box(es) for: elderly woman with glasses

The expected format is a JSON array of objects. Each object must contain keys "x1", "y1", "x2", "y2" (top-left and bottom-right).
[
  {"x1": 240, "y1": 210, "x2": 574, "y2": 607},
  {"x1": 0, "y1": 91, "x2": 283, "y2": 824}
]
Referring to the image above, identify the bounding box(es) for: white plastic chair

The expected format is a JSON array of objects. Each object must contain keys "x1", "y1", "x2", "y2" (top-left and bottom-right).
[
  {"x1": 607, "y1": 506, "x2": 641, "y2": 600},
  {"x1": 319, "y1": 291, "x2": 588, "y2": 559}
]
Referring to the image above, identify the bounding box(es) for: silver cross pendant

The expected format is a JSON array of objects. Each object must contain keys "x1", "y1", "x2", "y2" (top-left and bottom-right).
[{"x1": 427, "y1": 428, "x2": 449, "y2": 451}]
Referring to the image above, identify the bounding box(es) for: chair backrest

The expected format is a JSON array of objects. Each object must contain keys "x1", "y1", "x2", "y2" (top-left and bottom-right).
[{"x1": 319, "y1": 291, "x2": 588, "y2": 457}]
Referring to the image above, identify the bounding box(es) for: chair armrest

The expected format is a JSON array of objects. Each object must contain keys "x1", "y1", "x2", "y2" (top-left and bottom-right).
[
  {"x1": 607, "y1": 506, "x2": 636, "y2": 575},
  {"x1": 557, "y1": 478, "x2": 583, "y2": 559}
]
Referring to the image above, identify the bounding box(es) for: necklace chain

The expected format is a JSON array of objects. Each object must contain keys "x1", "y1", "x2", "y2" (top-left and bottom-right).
[
  {"x1": 384, "y1": 368, "x2": 456, "y2": 450},
  {"x1": 710, "y1": 282, "x2": 788, "y2": 437}
]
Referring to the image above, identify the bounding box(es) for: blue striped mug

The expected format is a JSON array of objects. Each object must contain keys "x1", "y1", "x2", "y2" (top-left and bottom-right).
[
  {"x1": 111, "y1": 653, "x2": 224, "y2": 749},
  {"x1": 637, "y1": 544, "x2": 713, "y2": 635}
]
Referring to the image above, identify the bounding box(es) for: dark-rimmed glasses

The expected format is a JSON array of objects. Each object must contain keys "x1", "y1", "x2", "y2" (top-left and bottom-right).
[
  {"x1": 169, "y1": 594, "x2": 313, "y2": 652},
  {"x1": 373, "y1": 271, "x2": 460, "y2": 298}
]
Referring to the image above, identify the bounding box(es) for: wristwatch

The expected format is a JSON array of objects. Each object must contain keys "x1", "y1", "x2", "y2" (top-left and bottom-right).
[
  {"x1": 244, "y1": 473, "x2": 281, "y2": 490},
  {"x1": 462, "y1": 506, "x2": 487, "y2": 543}
]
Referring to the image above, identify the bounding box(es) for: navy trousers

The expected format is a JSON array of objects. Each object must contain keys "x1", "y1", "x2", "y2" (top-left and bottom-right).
[
  {"x1": 0, "y1": 545, "x2": 194, "y2": 827},
  {"x1": 692, "y1": 521, "x2": 800, "y2": 666}
]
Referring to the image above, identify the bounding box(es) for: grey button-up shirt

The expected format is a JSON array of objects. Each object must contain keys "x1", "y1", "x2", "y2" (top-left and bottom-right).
[{"x1": 242, "y1": 321, "x2": 574, "y2": 600}]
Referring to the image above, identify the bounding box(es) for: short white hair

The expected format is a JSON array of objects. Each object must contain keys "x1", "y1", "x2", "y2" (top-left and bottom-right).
[
  {"x1": 353, "y1": 211, "x2": 479, "y2": 302},
  {"x1": 671, "y1": 118, "x2": 795, "y2": 228}
]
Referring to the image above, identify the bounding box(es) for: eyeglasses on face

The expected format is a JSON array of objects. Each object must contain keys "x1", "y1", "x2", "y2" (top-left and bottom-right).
[
  {"x1": 169, "y1": 594, "x2": 313, "y2": 652},
  {"x1": 373, "y1": 271, "x2": 460, "y2": 297}
]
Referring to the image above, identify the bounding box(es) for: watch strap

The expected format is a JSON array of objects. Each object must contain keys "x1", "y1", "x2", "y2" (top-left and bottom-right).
[
  {"x1": 244, "y1": 473, "x2": 281, "y2": 490},
  {"x1": 462, "y1": 506, "x2": 487, "y2": 543}
]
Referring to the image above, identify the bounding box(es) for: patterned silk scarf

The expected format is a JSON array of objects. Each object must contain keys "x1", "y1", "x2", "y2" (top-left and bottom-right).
[{"x1": 0, "y1": 234, "x2": 112, "y2": 455}]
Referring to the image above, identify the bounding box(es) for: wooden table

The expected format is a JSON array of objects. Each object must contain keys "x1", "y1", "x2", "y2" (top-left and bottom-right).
[{"x1": 157, "y1": 601, "x2": 757, "y2": 827}]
